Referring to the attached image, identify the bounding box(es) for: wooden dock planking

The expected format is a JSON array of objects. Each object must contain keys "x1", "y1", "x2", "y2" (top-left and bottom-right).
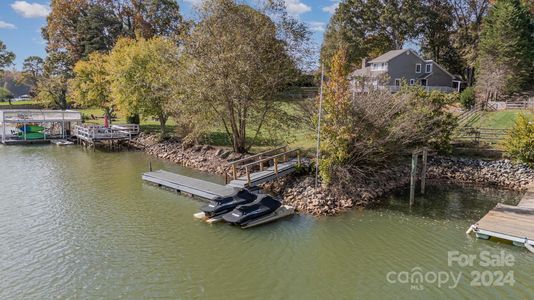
[
  {"x1": 142, "y1": 170, "x2": 236, "y2": 200},
  {"x1": 228, "y1": 160, "x2": 298, "y2": 188},
  {"x1": 518, "y1": 190, "x2": 534, "y2": 208},
  {"x1": 472, "y1": 183, "x2": 534, "y2": 248}
]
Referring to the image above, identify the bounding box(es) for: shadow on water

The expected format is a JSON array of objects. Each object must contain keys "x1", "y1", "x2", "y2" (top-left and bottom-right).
[{"x1": 370, "y1": 181, "x2": 524, "y2": 222}]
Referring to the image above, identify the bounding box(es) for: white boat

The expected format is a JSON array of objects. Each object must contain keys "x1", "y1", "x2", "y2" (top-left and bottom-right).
[{"x1": 51, "y1": 140, "x2": 74, "y2": 146}]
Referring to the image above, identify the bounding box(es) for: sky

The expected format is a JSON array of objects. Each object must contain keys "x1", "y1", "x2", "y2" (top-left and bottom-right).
[{"x1": 0, "y1": 0, "x2": 338, "y2": 69}]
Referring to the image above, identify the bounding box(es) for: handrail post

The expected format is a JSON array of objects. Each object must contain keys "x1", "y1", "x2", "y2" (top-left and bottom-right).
[
  {"x1": 259, "y1": 155, "x2": 263, "y2": 171},
  {"x1": 232, "y1": 164, "x2": 237, "y2": 180},
  {"x1": 274, "y1": 158, "x2": 278, "y2": 176},
  {"x1": 246, "y1": 166, "x2": 251, "y2": 186}
]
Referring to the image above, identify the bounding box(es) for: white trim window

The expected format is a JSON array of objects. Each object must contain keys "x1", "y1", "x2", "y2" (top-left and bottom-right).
[
  {"x1": 415, "y1": 64, "x2": 421, "y2": 73},
  {"x1": 371, "y1": 62, "x2": 388, "y2": 71},
  {"x1": 425, "y1": 63, "x2": 432, "y2": 73},
  {"x1": 395, "y1": 78, "x2": 401, "y2": 86},
  {"x1": 409, "y1": 79, "x2": 415, "y2": 85}
]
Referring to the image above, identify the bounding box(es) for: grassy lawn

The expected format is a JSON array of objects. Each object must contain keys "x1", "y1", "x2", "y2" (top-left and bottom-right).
[
  {"x1": 0, "y1": 100, "x2": 36, "y2": 106},
  {"x1": 472, "y1": 110, "x2": 534, "y2": 129}
]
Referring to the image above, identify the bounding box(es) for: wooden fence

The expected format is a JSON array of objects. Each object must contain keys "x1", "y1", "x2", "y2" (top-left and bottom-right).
[
  {"x1": 505, "y1": 101, "x2": 533, "y2": 110},
  {"x1": 454, "y1": 127, "x2": 510, "y2": 144}
]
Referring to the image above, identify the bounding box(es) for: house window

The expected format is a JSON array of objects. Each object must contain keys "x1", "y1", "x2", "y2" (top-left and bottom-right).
[
  {"x1": 416, "y1": 64, "x2": 421, "y2": 73},
  {"x1": 409, "y1": 79, "x2": 415, "y2": 85},
  {"x1": 425, "y1": 63, "x2": 432, "y2": 73},
  {"x1": 395, "y1": 79, "x2": 401, "y2": 86},
  {"x1": 371, "y1": 62, "x2": 387, "y2": 71},
  {"x1": 421, "y1": 79, "x2": 428, "y2": 86}
]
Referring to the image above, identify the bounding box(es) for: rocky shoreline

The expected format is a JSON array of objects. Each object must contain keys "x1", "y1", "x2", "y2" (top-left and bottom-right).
[
  {"x1": 426, "y1": 156, "x2": 534, "y2": 190},
  {"x1": 133, "y1": 134, "x2": 534, "y2": 216},
  {"x1": 132, "y1": 133, "x2": 244, "y2": 176}
]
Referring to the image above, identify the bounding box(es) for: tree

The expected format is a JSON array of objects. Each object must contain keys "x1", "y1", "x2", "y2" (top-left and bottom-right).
[
  {"x1": 70, "y1": 52, "x2": 114, "y2": 121},
  {"x1": 420, "y1": 0, "x2": 463, "y2": 74},
  {"x1": 125, "y1": 0, "x2": 187, "y2": 40},
  {"x1": 107, "y1": 37, "x2": 180, "y2": 134},
  {"x1": 180, "y1": 0, "x2": 306, "y2": 153},
  {"x1": 449, "y1": 0, "x2": 490, "y2": 84},
  {"x1": 35, "y1": 52, "x2": 71, "y2": 109},
  {"x1": 21, "y1": 56, "x2": 44, "y2": 96},
  {"x1": 321, "y1": 0, "x2": 424, "y2": 67},
  {"x1": 0, "y1": 86, "x2": 14, "y2": 104},
  {"x1": 43, "y1": 0, "x2": 186, "y2": 71},
  {"x1": 319, "y1": 49, "x2": 353, "y2": 183},
  {"x1": 476, "y1": 0, "x2": 534, "y2": 98},
  {"x1": 0, "y1": 41, "x2": 15, "y2": 73},
  {"x1": 77, "y1": 4, "x2": 124, "y2": 58}
]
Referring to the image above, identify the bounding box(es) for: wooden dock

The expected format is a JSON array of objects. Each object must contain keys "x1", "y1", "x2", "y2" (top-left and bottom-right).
[
  {"x1": 470, "y1": 183, "x2": 534, "y2": 250},
  {"x1": 143, "y1": 170, "x2": 236, "y2": 200},
  {"x1": 142, "y1": 147, "x2": 301, "y2": 200},
  {"x1": 227, "y1": 159, "x2": 298, "y2": 188}
]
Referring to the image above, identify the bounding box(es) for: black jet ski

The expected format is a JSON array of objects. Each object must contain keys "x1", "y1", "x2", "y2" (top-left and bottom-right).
[
  {"x1": 200, "y1": 189, "x2": 257, "y2": 218},
  {"x1": 222, "y1": 194, "x2": 282, "y2": 225}
]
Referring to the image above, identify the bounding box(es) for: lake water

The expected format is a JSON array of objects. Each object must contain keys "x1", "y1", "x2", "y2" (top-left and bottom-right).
[{"x1": 1, "y1": 145, "x2": 533, "y2": 299}]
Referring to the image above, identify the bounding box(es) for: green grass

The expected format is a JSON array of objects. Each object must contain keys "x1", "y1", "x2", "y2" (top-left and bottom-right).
[
  {"x1": 471, "y1": 110, "x2": 534, "y2": 129},
  {"x1": 78, "y1": 108, "x2": 178, "y2": 135},
  {"x1": 0, "y1": 100, "x2": 36, "y2": 106}
]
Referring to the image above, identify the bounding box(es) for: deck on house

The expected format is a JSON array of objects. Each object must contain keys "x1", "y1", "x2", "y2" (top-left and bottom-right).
[
  {"x1": 471, "y1": 184, "x2": 534, "y2": 248},
  {"x1": 142, "y1": 147, "x2": 301, "y2": 200}
]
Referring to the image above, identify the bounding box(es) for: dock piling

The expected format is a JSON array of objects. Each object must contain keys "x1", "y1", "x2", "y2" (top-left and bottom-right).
[
  {"x1": 410, "y1": 152, "x2": 418, "y2": 206},
  {"x1": 421, "y1": 148, "x2": 428, "y2": 195}
]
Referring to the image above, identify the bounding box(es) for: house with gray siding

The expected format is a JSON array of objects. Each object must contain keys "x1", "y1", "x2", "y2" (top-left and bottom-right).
[{"x1": 351, "y1": 49, "x2": 462, "y2": 93}]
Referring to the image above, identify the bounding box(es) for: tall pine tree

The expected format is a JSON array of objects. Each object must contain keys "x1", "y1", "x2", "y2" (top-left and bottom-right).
[{"x1": 477, "y1": 0, "x2": 534, "y2": 97}]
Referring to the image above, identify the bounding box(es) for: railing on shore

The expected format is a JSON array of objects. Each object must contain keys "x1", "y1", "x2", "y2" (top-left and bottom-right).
[
  {"x1": 226, "y1": 147, "x2": 301, "y2": 185},
  {"x1": 454, "y1": 127, "x2": 510, "y2": 144}
]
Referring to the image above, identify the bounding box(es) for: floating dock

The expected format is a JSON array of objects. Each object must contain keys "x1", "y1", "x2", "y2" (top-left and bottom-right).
[
  {"x1": 143, "y1": 170, "x2": 236, "y2": 200},
  {"x1": 469, "y1": 183, "x2": 534, "y2": 251}
]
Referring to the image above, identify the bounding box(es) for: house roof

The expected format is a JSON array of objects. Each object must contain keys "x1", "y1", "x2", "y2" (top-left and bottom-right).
[{"x1": 369, "y1": 49, "x2": 409, "y2": 63}]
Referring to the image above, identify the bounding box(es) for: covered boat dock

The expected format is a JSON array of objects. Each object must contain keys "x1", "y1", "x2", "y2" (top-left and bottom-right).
[{"x1": 0, "y1": 110, "x2": 82, "y2": 145}]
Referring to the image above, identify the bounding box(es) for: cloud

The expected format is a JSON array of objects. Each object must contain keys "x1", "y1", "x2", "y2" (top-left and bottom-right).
[
  {"x1": 322, "y1": 1, "x2": 339, "y2": 14},
  {"x1": 11, "y1": 1, "x2": 50, "y2": 18},
  {"x1": 0, "y1": 21, "x2": 17, "y2": 29},
  {"x1": 285, "y1": 0, "x2": 311, "y2": 15},
  {"x1": 308, "y1": 22, "x2": 325, "y2": 32}
]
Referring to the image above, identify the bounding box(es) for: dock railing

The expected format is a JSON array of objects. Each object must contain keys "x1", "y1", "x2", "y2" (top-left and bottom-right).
[
  {"x1": 227, "y1": 146, "x2": 288, "y2": 178},
  {"x1": 111, "y1": 124, "x2": 140, "y2": 136},
  {"x1": 73, "y1": 124, "x2": 131, "y2": 141},
  {"x1": 235, "y1": 148, "x2": 301, "y2": 186}
]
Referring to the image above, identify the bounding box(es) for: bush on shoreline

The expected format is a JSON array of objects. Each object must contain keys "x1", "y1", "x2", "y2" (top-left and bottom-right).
[{"x1": 505, "y1": 113, "x2": 534, "y2": 164}]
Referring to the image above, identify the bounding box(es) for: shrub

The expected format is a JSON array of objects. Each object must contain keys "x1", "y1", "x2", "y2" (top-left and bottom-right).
[
  {"x1": 459, "y1": 87, "x2": 476, "y2": 109},
  {"x1": 504, "y1": 114, "x2": 534, "y2": 164},
  {"x1": 318, "y1": 49, "x2": 457, "y2": 183}
]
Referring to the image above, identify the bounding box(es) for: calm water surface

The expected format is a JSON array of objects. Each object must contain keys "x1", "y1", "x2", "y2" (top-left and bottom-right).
[{"x1": 0, "y1": 145, "x2": 533, "y2": 299}]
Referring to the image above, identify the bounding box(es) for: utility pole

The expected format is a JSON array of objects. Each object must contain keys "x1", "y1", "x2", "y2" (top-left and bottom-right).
[{"x1": 315, "y1": 64, "x2": 325, "y2": 188}]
